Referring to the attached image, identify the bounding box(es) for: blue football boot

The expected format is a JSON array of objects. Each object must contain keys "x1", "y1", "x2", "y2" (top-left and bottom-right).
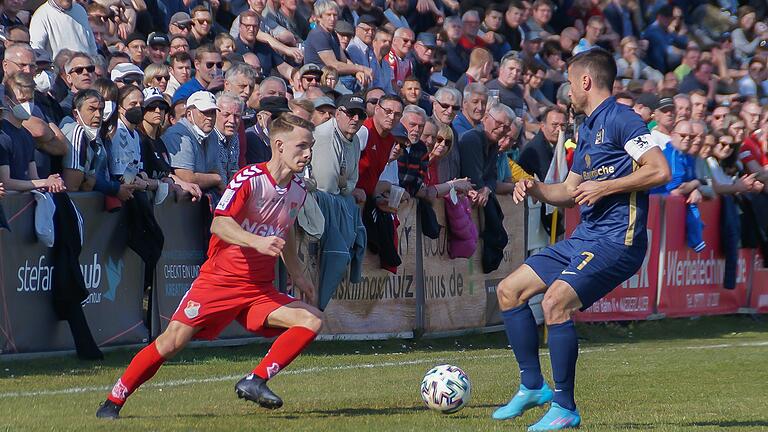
[{"x1": 491, "y1": 382, "x2": 554, "y2": 420}]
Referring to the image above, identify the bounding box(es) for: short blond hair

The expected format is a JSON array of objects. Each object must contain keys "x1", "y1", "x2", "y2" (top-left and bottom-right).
[{"x1": 270, "y1": 113, "x2": 315, "y2": 140}]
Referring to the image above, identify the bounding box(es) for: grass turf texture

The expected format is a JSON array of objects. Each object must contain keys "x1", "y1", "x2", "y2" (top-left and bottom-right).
[{"x1": 1, "y1": 315, "x2": 767, "y2": 431}]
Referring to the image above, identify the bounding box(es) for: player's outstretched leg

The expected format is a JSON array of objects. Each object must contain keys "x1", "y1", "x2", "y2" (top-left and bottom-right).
[
  {"x1": 96, "y1": 321, "x2": 198, "y2": 419},
  {"x1": 528, "y1": 282, "x2": 582, "y2": 431},
  {"x1": 235, "y1": 303, "x2": 322, "y2": 409},
  {"x1": 493, "y1": 265, "x2": 552, "y2": 420}
]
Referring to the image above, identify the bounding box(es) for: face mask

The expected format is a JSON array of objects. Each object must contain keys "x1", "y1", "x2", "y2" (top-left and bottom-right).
[
  {"x1": 102, "y1": 101, "x2": 115, "y2": 122},
  {"x1": 124, "y1": 106, "x2": 144, "y2": 125},
  {"x1": 11, "y1": 101, "x2": 33, "y2": 121},
  {"x1": 191, "y1": 122, "x2": 211, "y2": 140},
  {"x1": 76, "y1": 108, "x2": 101, "y2": 140},
  {"x1": 34, "y1": 71, "x2": 54, "y2": 93}
]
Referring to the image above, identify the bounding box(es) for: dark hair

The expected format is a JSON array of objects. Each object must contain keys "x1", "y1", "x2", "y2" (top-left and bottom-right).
[
  {"x1": 73, "y1": 88, "x2": 104, "y2": 112},
  {"x1": 270, "y1": 113, "x2": 315, "y2": 137},
  {"x1": 507, "y1": 0, "x2": 525, "y2": 11},
  {"x1": 542, "y1": 40, "x2": 562, "y2": 58},
  {"x1": 525, "y1": 60, "x2": 545, "y2": 75},
  {"x1": 566, "y1": 48, "x2": 616, "y2": 91},
  {"x1": 696, "y1": 60, "x2": 714, "y2": 71},
  {"x1": 614, "y1": 91, "x2": 634, "y2": 101},
  {"x1": 91, "y1": 77, "x2": 118, "y2": 102},
  {"x1": 657, "y1": 5, "x2": 674, "y2": 18},
  {"x1": 170, "y1": 51, "x2": 192, "y2": 66},
  {"x1": 542, "y1": 105, "x2": 566, "y2": 122},
  {"x1": 364, "y1": 87, "x2": 385, "y2": 99},
  {"x1": 117, "y1": 84, "x2": 142, "y2": 108},
  {"x1": 378, "y1": 94, "x2": 404, "y2": 107}
]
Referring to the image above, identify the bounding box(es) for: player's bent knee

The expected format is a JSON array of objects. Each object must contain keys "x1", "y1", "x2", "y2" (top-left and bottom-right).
[
  {"x1": 541, "y1": 286, "x2": 579, "y2": 325},
  {"x1": 155, "y1": 322, "x2": 196, "y2": 358},
  {"x1": 294, "y1": 307, "x2": 323, "y2": 332},
  {"x1": 496, "y1": 277, "x2": 526, "y2": 309}
]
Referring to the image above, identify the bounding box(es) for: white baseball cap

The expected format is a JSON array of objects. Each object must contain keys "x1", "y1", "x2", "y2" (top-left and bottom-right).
[
  {"x1": 111, "y1": 63, "x2": 145, "y2": 81},
  {"x1": 142, "y1": 87, "x2": 168, "y2": 107},
  {"x1": 185, "y1": 91, "x2": 218, "y2": 112}
]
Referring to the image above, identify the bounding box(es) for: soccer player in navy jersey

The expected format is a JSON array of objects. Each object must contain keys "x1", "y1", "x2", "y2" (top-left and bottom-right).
[{"x1": 492, "y1": 48, "x2": 671, "y2": 430}]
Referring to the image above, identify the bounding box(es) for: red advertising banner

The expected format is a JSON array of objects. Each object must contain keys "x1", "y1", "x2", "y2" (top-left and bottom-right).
[
  {"x1": 657, "y1": 196, "x2": 750, "y2": 317},
  {"x1": 749, "y1": 252, "x2": 768, "y2": 313},
  {"x1": 564, "y1": 196, "x2": 662, "y2": 321}
]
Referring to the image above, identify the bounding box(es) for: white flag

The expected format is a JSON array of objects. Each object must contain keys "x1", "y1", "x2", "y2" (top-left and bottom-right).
[{"x1": 544, "y1": 129, "x2": 568, "y2": 215}]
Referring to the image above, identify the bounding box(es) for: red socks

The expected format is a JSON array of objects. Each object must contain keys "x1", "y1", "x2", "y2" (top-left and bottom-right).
[
  {"x1": 107, "y1": 342, "x2": 166, "y2": 406},
  {"x1": 253, "y1": 326, "x2": 318, "y2": 380}
]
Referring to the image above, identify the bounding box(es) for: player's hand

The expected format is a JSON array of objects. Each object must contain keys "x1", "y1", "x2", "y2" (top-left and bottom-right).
[
  {"x1": 292, "y1": 275, "x2": 315, "y2": 303},
  {"x1": 44, "y1": 174, "x2": 66, "y2": 193},
  {"x1": 252, "y1": 236, "x2": 285, "y2": 257},
  {"x1": 573, "y1": 180, "x2": 605, "y2": 206},
  {"x1": 686, "y1": 188, "x2": 702, "y2": 204},
  {"x1": 513, "y1": 179, "x2": 536, "y2": 204}
]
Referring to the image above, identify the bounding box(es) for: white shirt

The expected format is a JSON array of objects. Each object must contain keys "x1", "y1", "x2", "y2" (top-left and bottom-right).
[
  {"x1": 110, "y1": 119, "x2": 143, "y2": 176},
  {"x1": 29, "y1": 0, "x2": 97, "y2": 57},
  {"x1": 650, "y1": 128, "x2": 670, "y2": 150}
]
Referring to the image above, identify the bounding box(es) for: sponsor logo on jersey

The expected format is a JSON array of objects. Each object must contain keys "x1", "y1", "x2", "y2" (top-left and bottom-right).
[
  {"x1": 241, "y1": 218, "x2": 286, "y2": 237},
  {"x1": 594, "y1": 128, "x2": 605, "y2": 145},
  {"x1": 217, "y1": 189, "x2": 236, "y2": 211},
  {"x1": 582, "y1": 164, "x2": 615, "y2": 180},
  {"x1": 184, "y1": 300, "x2": 201, "y2": 319}
]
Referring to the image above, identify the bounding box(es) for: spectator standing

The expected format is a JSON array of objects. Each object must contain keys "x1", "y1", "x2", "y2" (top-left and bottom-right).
[
  {"x1": 480, "y1": 5, "x2": 512, "y2": 62},
  {"x1": 126, "y1": 33, "x2": 147, "y2": 68},
  {"x1": 387, "y1": 27, "x2": 415, "y2": 92},
  {"x1": 739, "y1": 100, "x2": 768, "y2": 182},
  {"x1": 641, "y1": 5, "x2": 687, "y2": 73},
  {"x1": 455, "y1": 47, "x2": 493, "y2": 93},
  {"x1": 572, "y1": 16, "x2": 604, "y2": 55},
  {"x1": 370, "y1": 28, "x2": 396, "y2": 95},
  {"x1": 29, "y1": 0, "x2": 98, "y2": 57},
  {"x1": 517, "y1": 106, "x2": 566, "y2": 181},
  {"x1": 487, "y1": 53, "x2": 526, "y2": 118},
  {"x1": 304, "y1": 0, "x2": 372, "y2": 88},
  {"x1": 453, "y1": 82, "x2": 488, "y2": 138},
  {"x1": 499, "y1": 0, "x2": 525, "y2": 51},
  {"x1": 650, "y1": 97, "x2": 675, "y2": 149},
  {"x1": 162, "y1": 91, "x2": 223, "y2": 192},
  {"x1": 166, "y1": 52, "x2": 192, "y2": 98},
  {"x1": 431, "y1": 87, "x2": 462, "y2": 182},
  {"x1": 211, "y1": 92, "x2": 243, "y2": 184},
  {"x1": 458, "y1": 103, "x2": 515, "y2": 207},
  {"x1": 244, "y1": 96, "x2": 290, "y2": 164},
  {"x1": 111, "y1": 85, "x2": 145, "y2": 184},
  {"x1": 172, "y1": 45, "x2": 225, "y2": 104},
  {"x1": 0, "y1": 72, "x2": 65, "y2": 192},
  {"x1": 355, "y1": 95, "x2": 404, "y2": 198},
  {"x1": 60, "y1": 53, "x2": 95, "y2": 114},
  {"x1": 233, "y1": 11, "x2": 293, "y2": 81},
  {"x1": 311, "y1": 94, "x2": 365, "y2": 200},
  {"x1": 411, "y1": 33, "x2": 437, "y2": 94}
]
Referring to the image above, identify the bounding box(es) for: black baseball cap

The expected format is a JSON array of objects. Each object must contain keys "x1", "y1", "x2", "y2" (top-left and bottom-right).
[
  {"x1": 358, "y1": 14, "x2": 378, "y2": 26},
  {"x1": 635, "y1": 93, "x2": 659, "y2": 110},
  {"x1": 336, "y1": 94, "x2": 366, "y2": 113},
  {"x1": 257, "y1": 96, "x2": 291, "y2": 114},
  {"x1": 147, "y1": 32, "x2": 170, "y2": 47}
]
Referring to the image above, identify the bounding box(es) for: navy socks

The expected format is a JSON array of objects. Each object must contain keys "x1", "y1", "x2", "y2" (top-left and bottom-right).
[
  {"x1": 547, "y1": 320, "x2": 578, "y2": 411},
  {"x1": 501, "y1": 303, "x2": 543, "y2": 390}
]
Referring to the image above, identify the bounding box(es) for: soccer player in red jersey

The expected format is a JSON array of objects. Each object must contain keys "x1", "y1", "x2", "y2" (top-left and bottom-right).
[{"x1": 97, "y1": 113, "x2": 321, "y2": 419}]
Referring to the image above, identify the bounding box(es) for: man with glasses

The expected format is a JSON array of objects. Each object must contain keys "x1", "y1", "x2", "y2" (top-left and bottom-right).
[
  {"x1": 347, "y1": 15, "x2": 386, "y2": 89},
  {"x1": 387, "y1": 27, "x2": 414, "y2": 92},
  {"x1": 188, "y1": 6, "x2": 215, "y2": 50},
  {"x1": 458, "y1": 103, "x2": 515, "y2": 207},
  {"x1": 125, "y1": 33, "x2": 147, "y2": 67},
  {"x1": 111, "y1": 63, "x2": 144, "y2": 89},
  {"x1": 60, "y1": 52, "x2": 95, "y2": 114},
  {"x1": 3, "y1": 43, "x2": 36, "y2": 77},
  {"x1": 708, "y1": 105, "x2": 730, "y2": 132},
  {"x1": 234, "y1": 11, "x2": 294, "y2": 81},
  {"x1": 412, "y1": 33, "x2": 437, "y2": 93},
  {"x1": 162, "y1": 91, "x2": 224, "y2": 192},
  {"x1": 311, "y1": 94, "x2": 365, "y2": 202},
  {"x1": 363, "y1": 87, "x2": 385, "y2": 118},
  {"x1": 371, "y1": 28, "x2": 396, "y2": 95},
  {"x1": 173, "y1": 44, "x2": 225, "y2": 104},
  {"x1": 430, "y1": 87, "x2": 462, "y2": 182},
  {"x1": 169, "y1": 36, "x2": 190, "y2": 55},
  {"x1": 738, "y1": 57, "x2": 768, "y2": 103},
  {"x1": 355, "y1": 95, "x2": 404, "y2": 201},
  {"x1": 572, "y1": 16, "x2": 604, "y2": 55},
  {"x1": 739, "y1": 100, "x2": 768, "y2": 182}
]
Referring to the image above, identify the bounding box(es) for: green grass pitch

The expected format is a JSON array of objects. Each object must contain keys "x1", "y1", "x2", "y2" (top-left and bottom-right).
[{"x1": 1, "y1": 315, "x2": 767, "y2": 431}]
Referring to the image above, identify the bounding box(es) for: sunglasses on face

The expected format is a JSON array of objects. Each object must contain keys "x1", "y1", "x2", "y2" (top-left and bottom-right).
[
  {"x1": 366, "y1": 98, "x2": 379, "y2": 105},
  {"x1": 121, "y1": 76, "x2": 142, "y2": 85},
  {"x1": 436, "y1": 100, "x2": 460, "y2": 111},
  {"x1": 154, "y1": 75, "x2": 170, "y2": 81},
  {"x1": 340, "y1": 108, "x2": 367, "y2": 120},
  {"x1": 302, "y1": 75, "x2": 319, "y2": 83},
  {"x1": 205, "y1": 62, "x2": 223, "y2": 69},
  {"x1": 195, "y1": 18, "x2": 211, "y2": 25},
  {"x1": 70, "y1": 65, "x2": 95, "y2": 74},
  {"x1": 146, "y1": 103, "x2": 168, "y2": 112},
  {"x1": 436, "y1": 136, "x2": 452, "y2": 144}
]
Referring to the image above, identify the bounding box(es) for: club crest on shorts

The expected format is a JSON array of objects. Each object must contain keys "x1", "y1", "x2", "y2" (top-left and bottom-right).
[
  {"x1": 184, "y1": 300, "x2": 201, "y2": 319},
  {"x1": 594, "y1": 128, "x2": 605, "y2": 145}
]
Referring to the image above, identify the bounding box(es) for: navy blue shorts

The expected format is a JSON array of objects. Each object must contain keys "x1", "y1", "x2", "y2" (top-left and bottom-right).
[{"x1": 525, "y1": 237, "x2": 646, "y2": 310}]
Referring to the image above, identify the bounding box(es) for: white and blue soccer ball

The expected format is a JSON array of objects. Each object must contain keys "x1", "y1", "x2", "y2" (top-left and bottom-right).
[{"x1": 420, "y1": 364, "x2": 471, "y2": 413}]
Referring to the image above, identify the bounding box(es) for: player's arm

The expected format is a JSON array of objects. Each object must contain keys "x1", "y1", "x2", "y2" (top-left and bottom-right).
[
  {"x1": 513, "y1": 171, "x2": 583, "y2": 207},
  {"x1": 281, "y1": 224, "x2": 315, "y2": 302},
  {"x1": 210, "y1": 216, "x2": 285, "y2": 256},
  {"x1": 574, "y1": 147, "x2": 671, "y2": 206}
]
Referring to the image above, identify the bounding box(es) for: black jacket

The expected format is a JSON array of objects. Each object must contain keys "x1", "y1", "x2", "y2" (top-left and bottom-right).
[{"x1": 482, "y1": 194, "x2": 508, "y2": 273}]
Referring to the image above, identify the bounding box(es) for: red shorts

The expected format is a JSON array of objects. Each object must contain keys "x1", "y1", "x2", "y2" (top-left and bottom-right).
[{"x1": 171, "y1": 273, "x2": 297, "y2": 340}]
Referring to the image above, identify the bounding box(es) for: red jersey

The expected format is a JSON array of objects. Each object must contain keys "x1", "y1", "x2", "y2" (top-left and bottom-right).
[
  {"x1": 386, "y1": 49, "x2": 412, "y2": 89},
  {"x1": 739, "y1": 134, "x2": 768, "y2": 168},
  {"x1": 203, "y1": 163, "x2": 306, "y2": 284},
  {"x1": 356, "y1": 118, "x2": 396, "y2": 196}
]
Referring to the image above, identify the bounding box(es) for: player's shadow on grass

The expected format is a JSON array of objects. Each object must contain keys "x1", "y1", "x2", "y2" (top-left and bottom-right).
[
  {"x1": 685, "y1": 420, "x2": 768, "y2": 428},
  {"x1": 266, "y1": 405, "x2": 429, "y2": 418}
]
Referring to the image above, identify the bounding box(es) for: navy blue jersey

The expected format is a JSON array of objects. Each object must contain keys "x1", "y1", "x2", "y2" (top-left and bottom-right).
[{"x1": 570, "y1": 97, "x2": 657, "y2": 247}]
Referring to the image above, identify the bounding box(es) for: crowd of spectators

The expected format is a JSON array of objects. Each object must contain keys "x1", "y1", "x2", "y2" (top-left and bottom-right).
[{"x1": 0, "y1": 0, "x2": 767, "y2": 344}]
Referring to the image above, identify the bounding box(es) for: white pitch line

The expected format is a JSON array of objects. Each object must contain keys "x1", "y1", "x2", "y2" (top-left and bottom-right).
[{"x1": 1, "y1": 340, "x2": 766, "y2": 399}]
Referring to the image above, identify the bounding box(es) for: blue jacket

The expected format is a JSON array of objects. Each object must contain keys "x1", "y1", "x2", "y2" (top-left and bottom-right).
[{"x1": 316, "y1": 191, "x2": 366, "y2": 310}]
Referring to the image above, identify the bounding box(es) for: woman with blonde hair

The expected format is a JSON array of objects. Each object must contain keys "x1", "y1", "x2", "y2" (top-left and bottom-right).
[{"x1": 142, "y1": 63, "x2": 171, "y2": 93}]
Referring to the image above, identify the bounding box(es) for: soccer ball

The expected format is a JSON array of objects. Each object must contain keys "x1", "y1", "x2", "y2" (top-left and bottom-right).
[{"x1": 420, "y1": 364, "x2": 471, "y2": 413}]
